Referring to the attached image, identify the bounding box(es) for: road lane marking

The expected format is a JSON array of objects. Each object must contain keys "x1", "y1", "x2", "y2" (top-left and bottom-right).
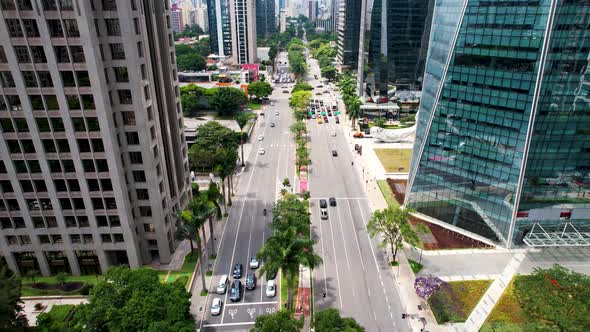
[
  {"x1": 345, "y1": 199, "x2": 366, "y2": 271},
  {"x1": 310, "y1": 197, "x2": 369, "y2": 200},
  {"x1": 319, "y1": 212, "x2": 328, "y2": 298},
  {"x1": 334, "y1": 206, "x2": 352, "y2": 271},
  {"x1": 327, "y1": 204, "x2": 344, "y2": 309},
  {"x1": 203, "y1": 322, "x2": 256, "y2": 327},
  {"x1": 244, "y1": 215, "x2": 254, "y2": 303},
  {"x1": 260, "y1": 230, "x2": 265, "y2": 302}
]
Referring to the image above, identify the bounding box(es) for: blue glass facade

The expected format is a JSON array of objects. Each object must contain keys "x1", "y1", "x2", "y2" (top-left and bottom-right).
[{"x1": 407, "y1": 0, "x2": 590, "y2": 247}]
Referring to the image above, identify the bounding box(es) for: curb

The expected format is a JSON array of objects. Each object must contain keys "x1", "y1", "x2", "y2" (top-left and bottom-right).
[{"x1": 21, "y1": 295, "x2": 88, "y2": 301}]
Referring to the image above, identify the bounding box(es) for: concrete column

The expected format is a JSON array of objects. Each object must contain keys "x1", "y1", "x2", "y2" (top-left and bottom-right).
[
  {"x1": 35, "y1": 250, "x2": 51, "y2": 276},
  {"x1": 3, "y1": 252, "x2": 20, "y2": 276},
  {"x1": 96, "y1": 249, "x2": 109, "y2": 275},
  {"x1": 65, "y1": 249, "x2": 81, "y2": 276},
  {"x1": 452, "y1": 205, "x2": 461, "y2": 226}
]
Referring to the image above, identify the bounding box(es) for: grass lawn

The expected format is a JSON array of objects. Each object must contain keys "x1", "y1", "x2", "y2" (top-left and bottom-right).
[
  {"x1": 247, "y1": 101, "x2": 263, "y2": 110},
  {"x1": 36, "y1": 304, "x2": 75, "y2": 329},
  {"x1": 480, "y1": 276, "x2": 534, "y2": 331},
  {"x1": 374, "y1": 149, "x2": 413, "y2": 173},
  {"x1": 377, "y1": 179, "x2": 399, "y2": 208},
  {"x1": 21, "y1": 275, "x2": 102, "y2": 297},
  {"x1": 408, "y1": 259, "x2": 423, "y2": 274},
  {"x1": 428, "y1": 280, "x2": 493, "y2": 323}
]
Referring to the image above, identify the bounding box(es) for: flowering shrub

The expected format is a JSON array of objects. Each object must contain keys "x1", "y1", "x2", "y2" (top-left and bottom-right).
[{"x1": 414, "y1": 275, "x2": 446, "y2": 299}]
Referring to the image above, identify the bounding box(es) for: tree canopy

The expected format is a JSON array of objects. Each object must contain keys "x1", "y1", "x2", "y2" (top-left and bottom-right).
[
  {"x1": 321, "y1": 66, "x2": 337, "y2": 81},
  {"x1": 289, "y1": 90, "x2": 312, "y2": 120},
  {"x1": 271, "y1": 193, "x2": 310, "y2": 235},
  {"x1": 208, "y1": 87, "x2": 247, "y2": 116},
  {"x1": 0, "y1": 261, "x2": 27, "y2": 329},
  {"x1": 189, "y1": 121, "x2": 239, "y2": 171},
  {"x1": 514, "y1": 265, "x2": 590, "y2": 332},
  {"x1": 314, "y1": 308, "x2": 365, "y2": 332},
  {"x1": 250, "y1": 310, "x2": 303, "y2": 332},
  {"x1": 72, "y1": 267, "x2": 194, "y2": 332},
  {"x1": 176, "y1": 53, "x2": 206, "y2": 72},
  {"x1": 292, "y1": 82, "x2": 313, "y2": 93},
  {"x1": 248, "y1": 81, "x2": 273, "y2": 100},
  {"x1": 366, "y1": 207, "x2": 419, "y2": 263}
]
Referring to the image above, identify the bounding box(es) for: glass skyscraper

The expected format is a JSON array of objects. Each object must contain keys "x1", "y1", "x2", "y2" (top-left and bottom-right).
[{"x1": 407, "y1": 0, "x2": 590, "y2": 248}]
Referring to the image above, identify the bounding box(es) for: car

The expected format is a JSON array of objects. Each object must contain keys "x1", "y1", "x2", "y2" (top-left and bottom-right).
[
  {"x1": 323, "y1": 90, "x2": 330, "y2": 94},
  {"x1": 282, "y1": 90, "x2": 289, "y2": 93},
  {"x1": 211, "y1": 298, "x2": 223, "y2": 316},
  {"x1": 267, "y1": 267, "x2": 278, "y2": 280},
  {"x1": 335, "y1": 117, "x2": 340, "y2": 124},
  {"x1": 321, "y1": 210, "x2": 328, "y2": 220},
  {"x1": 312, "y1": 114, "x2": 317, "y2": 119},
  {"x1": 275, "y1": 111, "x2": 279, "y2": 115},
  {"x1": 317, "y1": 85, "x2": 323, "y2": 88},
  {"x1": 353, "y1": 132, "x2": 364, "y2": 138},
  {"x1": 270, "y1": 102, "x2": 275, "y2": 106},
  {"x1": 229, "y1": 280, "x2": 242, "y2": 302},
  {"x1": 270, "y1": 122, "x2": 275, "y2": 127},
  {"x1": 232, "y1": 263, "x2": 243, "y2": 278},
  {"x1": 249, "y1": 256, "x2": 259, "y2": 269},
  {"x1": 216, "y1": 274, "x2": 229, "y2": 294},
  {"x1": 245, "y1": 272, "x2": 257, "y2": 290},
  {"x1": 259, "y1": 148, "x2": 266, "y2": 155},
  {"x1": 332, "y1": 150, "x2": 338, "y2": 157},
  {"x1": 260, "y1": 111, "x2": 265, "y2": 116},
  {"x1": 315, "y1": 92, "x2": 322, "y2": 95},
  {"x1": 258, "y1": 135, "x2": 264, "y2": 141},
  {"x1": 329, "y1": 197, "x2": 337, "y2": 207},
  {"x1": 319, "y1": 199, "x2": 327, "y2": 209},
  {"x1": 266, "y1": 280, "x2": 276, "y2": 297},
  {"x1": 331, "y1": 131, "x2": 336, "y2": 137},
  {"x1": 317, "y1": 118, "x2": 323, "y2": 124}
]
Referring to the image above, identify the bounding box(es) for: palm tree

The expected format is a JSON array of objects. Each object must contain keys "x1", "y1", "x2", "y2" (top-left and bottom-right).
[
  {"x1": 235, "y1": 113, "x2": 249, "y2": 167},
  {"x1": 345, "y1": 96, "x2": 362, "y2": 130},
  {"x1": 205, "y1": 181, "x2": 223, "y2": 257},
  {"x1": 257, "y1": 227, "x2": 322, "y2": 310},
  {"x1": 175, "y1": 214, "x2": 198, "y2": 255}
]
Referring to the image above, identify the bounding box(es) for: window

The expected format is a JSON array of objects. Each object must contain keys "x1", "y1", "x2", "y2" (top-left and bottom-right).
[
  {"x1": 42, "y1": 139, "x2": 56, "y2": 152},
  {"x1": 139, "y1": 206, "x2": 152, "y2": 217},
  {"x1": 83, "y1": 234, "x2": 93, "y2": 244},
  {"x1": 56, "y1": 139, "x2": 70, "y2": 152},
  {"x1": 63, "y1": 19, "x2": 79, "y2": 37},
  {"x1": 105, "y1": 18, "x2": 120, "y2": 36},
  {"x1": 102, "y1": 0, "x2": 116, "y2": 10},
  {"x1": 92, "y1": 139, "x2": 104, "y2": 152},
  {"x1": 0, "y1": 46, "x2": 6, "y2": 63},
  {"x1": 17, "y1": 0, "x2": 33, "y2": 10},
  {"x1": 86, "y1": 118, "x2": 100, "y2": 131},
  {"x1": 22, "y1": 71, "x2": 37, "y2": 87},
  {"x1": 96, "y1": 216, "x2": 108, "y2": 227},
  {"x1": 70, "y1": 234, "x2": 81, "y2": 244},
  {"x1": 29, "y1": 95, "x2": 44, "y2": 110},
  {"x1": 14, "y1": 217, "x2": 25, "y2": 228},
  {"x1": 47, "y1": 19, "x2": 64, "y2": 37},
  {"x1": 50, "y1": 117, "x2": 64, "y2": 131},
  {"x1": 53, "y1": 179, "x2": 67, "y2": 191},
  {"x1": 70, "y1": 46, "x2": 84, "y2": 62},
  {"x1": 14, "y1": 118, "x2": 29, "y2": 132},
  {"x1": 22, "y1": 19, "x2": 39, "y2": 37},
  {"x1": 129, "y1": 151, "x2": 142, "y2": 164},
  {"x1": 144, "y1": 85, "x2": 150, "y2": 100},
  {"x1": 137, "y1": 41, "x2": 143, "y2": 58},
  {"x1": 131, "y1": 0, "x2": 136, "y2": 10},
  {"x1": 92, "y1": 198, "x2": 104, "y2": 210},
  {"x1": 140, "y1": 64, "x2": 146, "y2": 79},
  {"x1": 101, "y1": 234, "x2": 112, "y2": 243},
  {"x1": 109, "y1": 216, "x2": 120, "y2": 227},
  {"x1": 136, "y1": 189, "x2": 149, "y2": 200},
  {"x1": 76, "y1": 71, "x2": 90, "y2": 86},
  {"x1": 13, "y1": 160, "x2": 27, "y2": 173},
  {"x1": 113, "y1": 233, "x2": 124, "y2": 243},
  {"x1": 101, "y1": 179, "x2": 112, "y2": 191},
  {"x1": 39, "y1": 234, "x2": 51, "y2": 244},
  {"x1": 96, "y1": 159, "x2": 108, "y2": 172},
  {"x1": 105, "y1": 198, "x2": 116, "y2": 209},
  {"x1": 54, "y1": 46, "x2": 69, "y2": 62},
  {"x1": 82, "y1": 159, "x2": 95, "y2": 172},
  {"x1": 61, "y1": 71, "x2": 75, "y2": 86},
  {"x1": 73, "y1": 198, "x2": 84, "y2": 210},
  {"x1": 81, "y1": 94, "x2": 95, "y2": 109},
  {"x1": 42, "y1": 0, "x2": 57, "y2": 10},
  {"x1": 133, "y1": 170, "x2": 146, "y2": 182},
  {"x1": 0, "y1": 180, "x2": 13, "y2": 192},
  {"x1": 72, "y1": 118, "x2": 86, "y2": 131},
  {"x1": 38, "y1": 71, "x2": 53, "y2": 87},
  {"x1": 143, "y1": 223, "x2": 156, "y2": 232},
  {"x1": 14, "y1": 46, "x2": 30, "y2": 63},
  {"x1": 59, "y1": 0, "x2": 73, "y2": 10},
  {"x1": 7, "y1": 140, "x2": 20, "y2": 153},
  {"x1": 51, "y1": 234, "x2": 62, "y2": 244},
  {"x1": 0, "y1": 72, "x2": 15, "y2": 87},
  {"x1": 47, "y1": 160, "x2": 61, "y2": 172},
  {"x1": 1, "y1": 0, "x2": 15, "y2": 10},
  {"x1": 126, "y1": 132, "x2": 140, "y2": 145},
  {"x1": 87, "y1": 179, "x2": 100, "y2": 191},
  {"x1": 133, "y1": 18, "x2": 140, "y2": 34},
  {"x1": 66, "y1": 95, "x2": 80, "y2": 110},
  {"x1": 67, "y1": 179, "x2": 80, "y2": 191},
  {"x1": 110, "y1": 43, "x2": 125, "y2": 60},
  {"x1": 20, "y1": 235, "x2": 32, "y2": 245},
  {"x1": 118, "y1": 90, "x2": 132, "y2": 104},
  {"x1": 31, "y1": 46, "x2": 47, "y2": 63},
  {"x1": 34, "y1": 180, "x2": 46, "y2": 192},
  {"x1": 6, "y1": 19, "x2": 23, "y2": 37},
  {"x1": 20, "y1": 180, "x2": 34, "y2": 192},
  {"x1": 0, "y1": 119, "x2": 14, "y2": 132},
  {"x1": 6, "y1": 236, "x2": 18, "y2": 246},
  {"x1": 113, "y1": 67, "x2": 129, "y2": 82}
]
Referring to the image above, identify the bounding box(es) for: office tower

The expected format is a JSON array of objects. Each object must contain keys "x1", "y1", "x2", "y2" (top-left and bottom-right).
[
  {"x1": 256, "y1": 0, "x2": 276, "y2": 38},
  {"x1": 207, "y1": 0, "x2": 232, "y2": 57},
  {"x1": 336, "y1": 0, "x2": 362, "y2": 69},
  {"x1": 230, "y1": 0, "x2": 258, "y2": 64},
  {"x1": 359, "y1": 0, "x2": 433, "y2": 97},
  {"x1": 0, "y1": 0, "x2": 190, "y2": 276},
  {"x1": 170, "y1": 3, "x2": 184, "y2": 32},
  {"x1": 332, "y1": 0, "x2": 339, "y2": 35},
  {"x1": 406, "y1": 0, "x2": 590, "y2": 248},
  {"x1": 280, "y1": 9, "x2": 287, "y2": 32},
  {"x1": 194, "y1": 6, "x2": 209, "y2": 33}
]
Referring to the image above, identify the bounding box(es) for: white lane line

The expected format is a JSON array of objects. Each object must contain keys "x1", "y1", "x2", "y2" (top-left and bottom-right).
[
  {"x1": 356, "y1": 199, "x2": 400, "y2": 330},
  {"x1": 203, "y1": 322, "x2": 256, "y2": 327},
  {"x1": 225, "y1": 301, "x2": 278, "y2": 307},
  {"x1": 327, "y1": 207, "x2": 344, "y2": 309},
  {"x1": 319, "y1": 214, "x2": 328, "y2": 298},
  {"x1": 260, "y1": 230, "x2": 265, "y2": 303},
  {"x1": 334, "y1": 206, "x2": 352, "y2": 271},
  {"x1": 310, "y1": 197, "x2": 369, "y2": 200},
  {"x1": 345, "y1": 199, "x2": 366, "y2": 271},
  {"x1": 243, "y1": 215, "x2": 254, "y2": 303}
]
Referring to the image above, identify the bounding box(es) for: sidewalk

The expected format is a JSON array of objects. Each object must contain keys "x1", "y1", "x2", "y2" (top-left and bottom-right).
[
  {"x1": 21, "y1": 297, "x2": 87, "y2": 326},
  {"x1": 295, "y1": 266, "x2": 312, "y2": 330}
]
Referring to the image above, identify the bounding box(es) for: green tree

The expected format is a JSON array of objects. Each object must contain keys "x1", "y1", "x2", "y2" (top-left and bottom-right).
[
  {"x1": 514, "y1": 265, "x2": 590, "y2": 332},
  {"x1": 290, "y1": 121, "x2": 306, "y2": 135},
  {"x1": 289, "y1": 90, "x2": 312, "y2": 120},
  {"x1": 176, "y1": 53, "x2": 206, "y2": 72},
  {"x1": 235, "y1": 113, "x2": 250, "y2": 167},
  {"x1": 248, "y1": 81, "x2": 273, "y2": 100},
  {"x1": 181, "y1": 93, "x2": 199, "y2": 117},
  {"x1": 208, "y1": 87, "x2": 248, "y2": 116},
  {"x1": 72, "y1": 267, "x2": 194, "y2": 332},
  {"x1": 373, "y1": 117, "x2": 386, "y2": 128},
  {"x1": 321, "y1": 65, "x2": 337, "y2": 81},
  {"x1": 250, "y1": 310, "x2": 303, "y2": 332},
  {"x1": 292, "y1": 82, "x2": 313, "y2": 93},
  {"x1": 0, "y1": 261, "x2": 28, "y2": 329},
  {"x1": 271, "y1": 193, "x2": 310, "y2": 235},
  {"x1": 193, "y1": 37, "x2": 211, "y2": 57},
  {"x1": 189, "y1": 121, "x2": 238, "y2": 171},
  {"x1": 175, "y1": 213, "x2": 198, "y2": 255},
  {"x1": 344, "y1": 95, "x2": 362, "y2": 130},
  {"x1": 315, "y1": 308, "x2": 365, "y2": 331},
  {"x1": 175, "y1": 44, "x2": 193, "y2": 57},
  {"x1": 258, "y1": 227, "x2": 321, "y2": 310},
  {"x1": 55, "y1": 272, "x2": 68, "y2": 287},
  {"x1": 366, "y1": 207, "x2": 419, "y2": 263}
]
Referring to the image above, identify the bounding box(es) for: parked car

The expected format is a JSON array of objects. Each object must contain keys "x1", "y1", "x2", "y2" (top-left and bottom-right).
[
  {"x1": 331, "y1": 131, "x2": 337, "y2": 137},
  {"x1": 259, "y1": 148, "x2": 266, "y2": 155},
  {"x1": 267, "y1": 267, "x2": 278, "y2": 280},
  {"x1": 229, "y1": 280, "x2": 242, "y2": 301},
  {"x1": 266, "y1": 280, "x2": 276, "y2": 297},
  {"x1": 216, "y1": 274, "x2": 229, "y2": 294},
  {"x1": 353, "y1": 132, "x2": 364, "y2": 138},
  {"x1": 211, "y1": 298, "x2": 222, "y2": 316},
  {"x1": 258, "y1": 135, "x2": 264, "y2": 141},
  {"x1": 270, "y1": 123, "x2": 276, "y2": 127},
  {"x1": 319, "y1": 199, "x2": 327, "y2": 209},
  {"x1": 232, "y1": 263, "x2": 243, "y2": 278},
  {"x1": 321, "y1": 210, "x2": 328, "y2": 220}
]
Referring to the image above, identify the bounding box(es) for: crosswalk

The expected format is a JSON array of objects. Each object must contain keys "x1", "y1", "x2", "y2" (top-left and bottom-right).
[{"x1": 275, "y1": 178, "x2": 284, "y2": 202}]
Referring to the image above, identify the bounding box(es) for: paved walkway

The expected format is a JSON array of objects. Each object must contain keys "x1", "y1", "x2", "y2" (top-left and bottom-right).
[
  {"x1": 21, "y1": 297, "x2": 87, "y2": 326},
  {"x1": 296, "y1": 266, "x2": 312, "y2": 330}
]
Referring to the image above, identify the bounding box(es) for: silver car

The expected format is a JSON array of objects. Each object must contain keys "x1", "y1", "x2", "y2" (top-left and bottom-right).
[{"x1": 211, "y1": 298, "x2": 222, "y2": 316}]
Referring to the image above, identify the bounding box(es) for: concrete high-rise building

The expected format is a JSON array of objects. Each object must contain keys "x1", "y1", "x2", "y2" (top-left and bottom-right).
[
  {"x1": 194, "y1": 6, "x2": 209, "y2": 33},
  {"x1": 256, "y1": 0, "x2": 276, "y2": 38},
  {"x1": 358, "y1": 0, "x2": 433, "y2": 97},
  {"x1": 0, "y1": 0, "x2": 190, "y2": 276},
  {"x1": 230, "y1": 0, "x2": 258, "y2": 64},
  {"x1": 170, "y1": 3, "x2": 184, "y2": 32},
  {"x1": 280, "y1": 9, "x2": 287, "y2": 32},
  {"x1": 207, "y1": 0, "x2": 232, "y2": 57},
  {"x1": 407, "y1": 0, "x2": 590, "y2": 248},
  {"x1": 336, "y1": 0, "x2": 362, "y2": 69}
]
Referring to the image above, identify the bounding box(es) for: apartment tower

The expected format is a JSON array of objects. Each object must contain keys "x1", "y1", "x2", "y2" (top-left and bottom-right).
[
  {"x1": 407, "y1": 0, "x2": 590, "y2": 248},
  {"x1": 0, "y1": 0, "x2": 190, "y2": 276},
  {"x1": 230, "y1": 0, "x2": 257, "y2": 64}
]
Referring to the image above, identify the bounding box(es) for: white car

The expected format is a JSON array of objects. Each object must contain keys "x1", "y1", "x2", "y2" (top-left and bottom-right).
[
  {"x1": 266, "y1": 280, "x2": 276, "y2": 297},
  {"x1": 275, "y1": 111, "x2": 279, "y2": 115},
  {"x1": 259, "y1": 148, "x2": 266, "y2": 155},
  {"x1": 331, "y1": 131, "x2": 337, "y2": 137},
  {"x1": 249, "y1": 256, "x2": 260, "y2": 269},
  {"x1": 258, "y1": 135, "x2": 264, "y2": 141},
  {"x1": 270, "y1": 102, "x2": 275, "y2": 106},
  {"x1": 211, "y1": 298, "x2": 222, "y2": 316}
]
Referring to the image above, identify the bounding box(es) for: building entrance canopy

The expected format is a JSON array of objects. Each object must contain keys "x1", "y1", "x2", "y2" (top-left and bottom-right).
[{"x1": 523, "y1": 222, "x2": 590, "y2": 247}]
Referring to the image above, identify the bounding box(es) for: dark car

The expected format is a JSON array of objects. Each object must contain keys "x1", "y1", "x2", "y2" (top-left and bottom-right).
[
  {"x1": 232, "y1": 263, "x2": 243, "y2": 278},
  {"x1": 245, "y1": 272, "x2": 257, "y2": 290},
  {"x1": 229, "y1": 280, "x2": 242, "y2": 302},
  {"x1": 332, "y1": 150, "x2": 338, "y2": 157},
  {"x1": 267, "y1": 267, "x2": 278, "y2": 280},
  {"x1": 319, "y1": 199, "x2": 327, "y2": 209},
  {"x1": 329, "y1": 197, "x2": 337, "y2": 207},
  {"x1": 335, "y1": 117, "x2": 340, "y2": 124}
]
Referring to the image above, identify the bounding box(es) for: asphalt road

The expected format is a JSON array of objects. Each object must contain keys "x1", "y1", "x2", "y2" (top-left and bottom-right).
[
  {"x1": 306, "y1": 59, "x2": 411, "y2": 331},
  {"x1": 199, "y1": 53, "x2": 295, "y2": 331}
]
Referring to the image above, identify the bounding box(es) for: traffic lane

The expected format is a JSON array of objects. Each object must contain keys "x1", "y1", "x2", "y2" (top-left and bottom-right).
[
  {"x1": 205, "y1": 302, "x2": 278, "y2": 330},
  {"x1": 307, "y1": 121, "x2": 349, "y2": 197}
]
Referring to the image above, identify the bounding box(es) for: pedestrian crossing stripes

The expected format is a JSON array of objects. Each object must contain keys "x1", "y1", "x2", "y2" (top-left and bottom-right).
[{"x1": 275, "y1": 178, "x2": 283, "y2": 202}]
